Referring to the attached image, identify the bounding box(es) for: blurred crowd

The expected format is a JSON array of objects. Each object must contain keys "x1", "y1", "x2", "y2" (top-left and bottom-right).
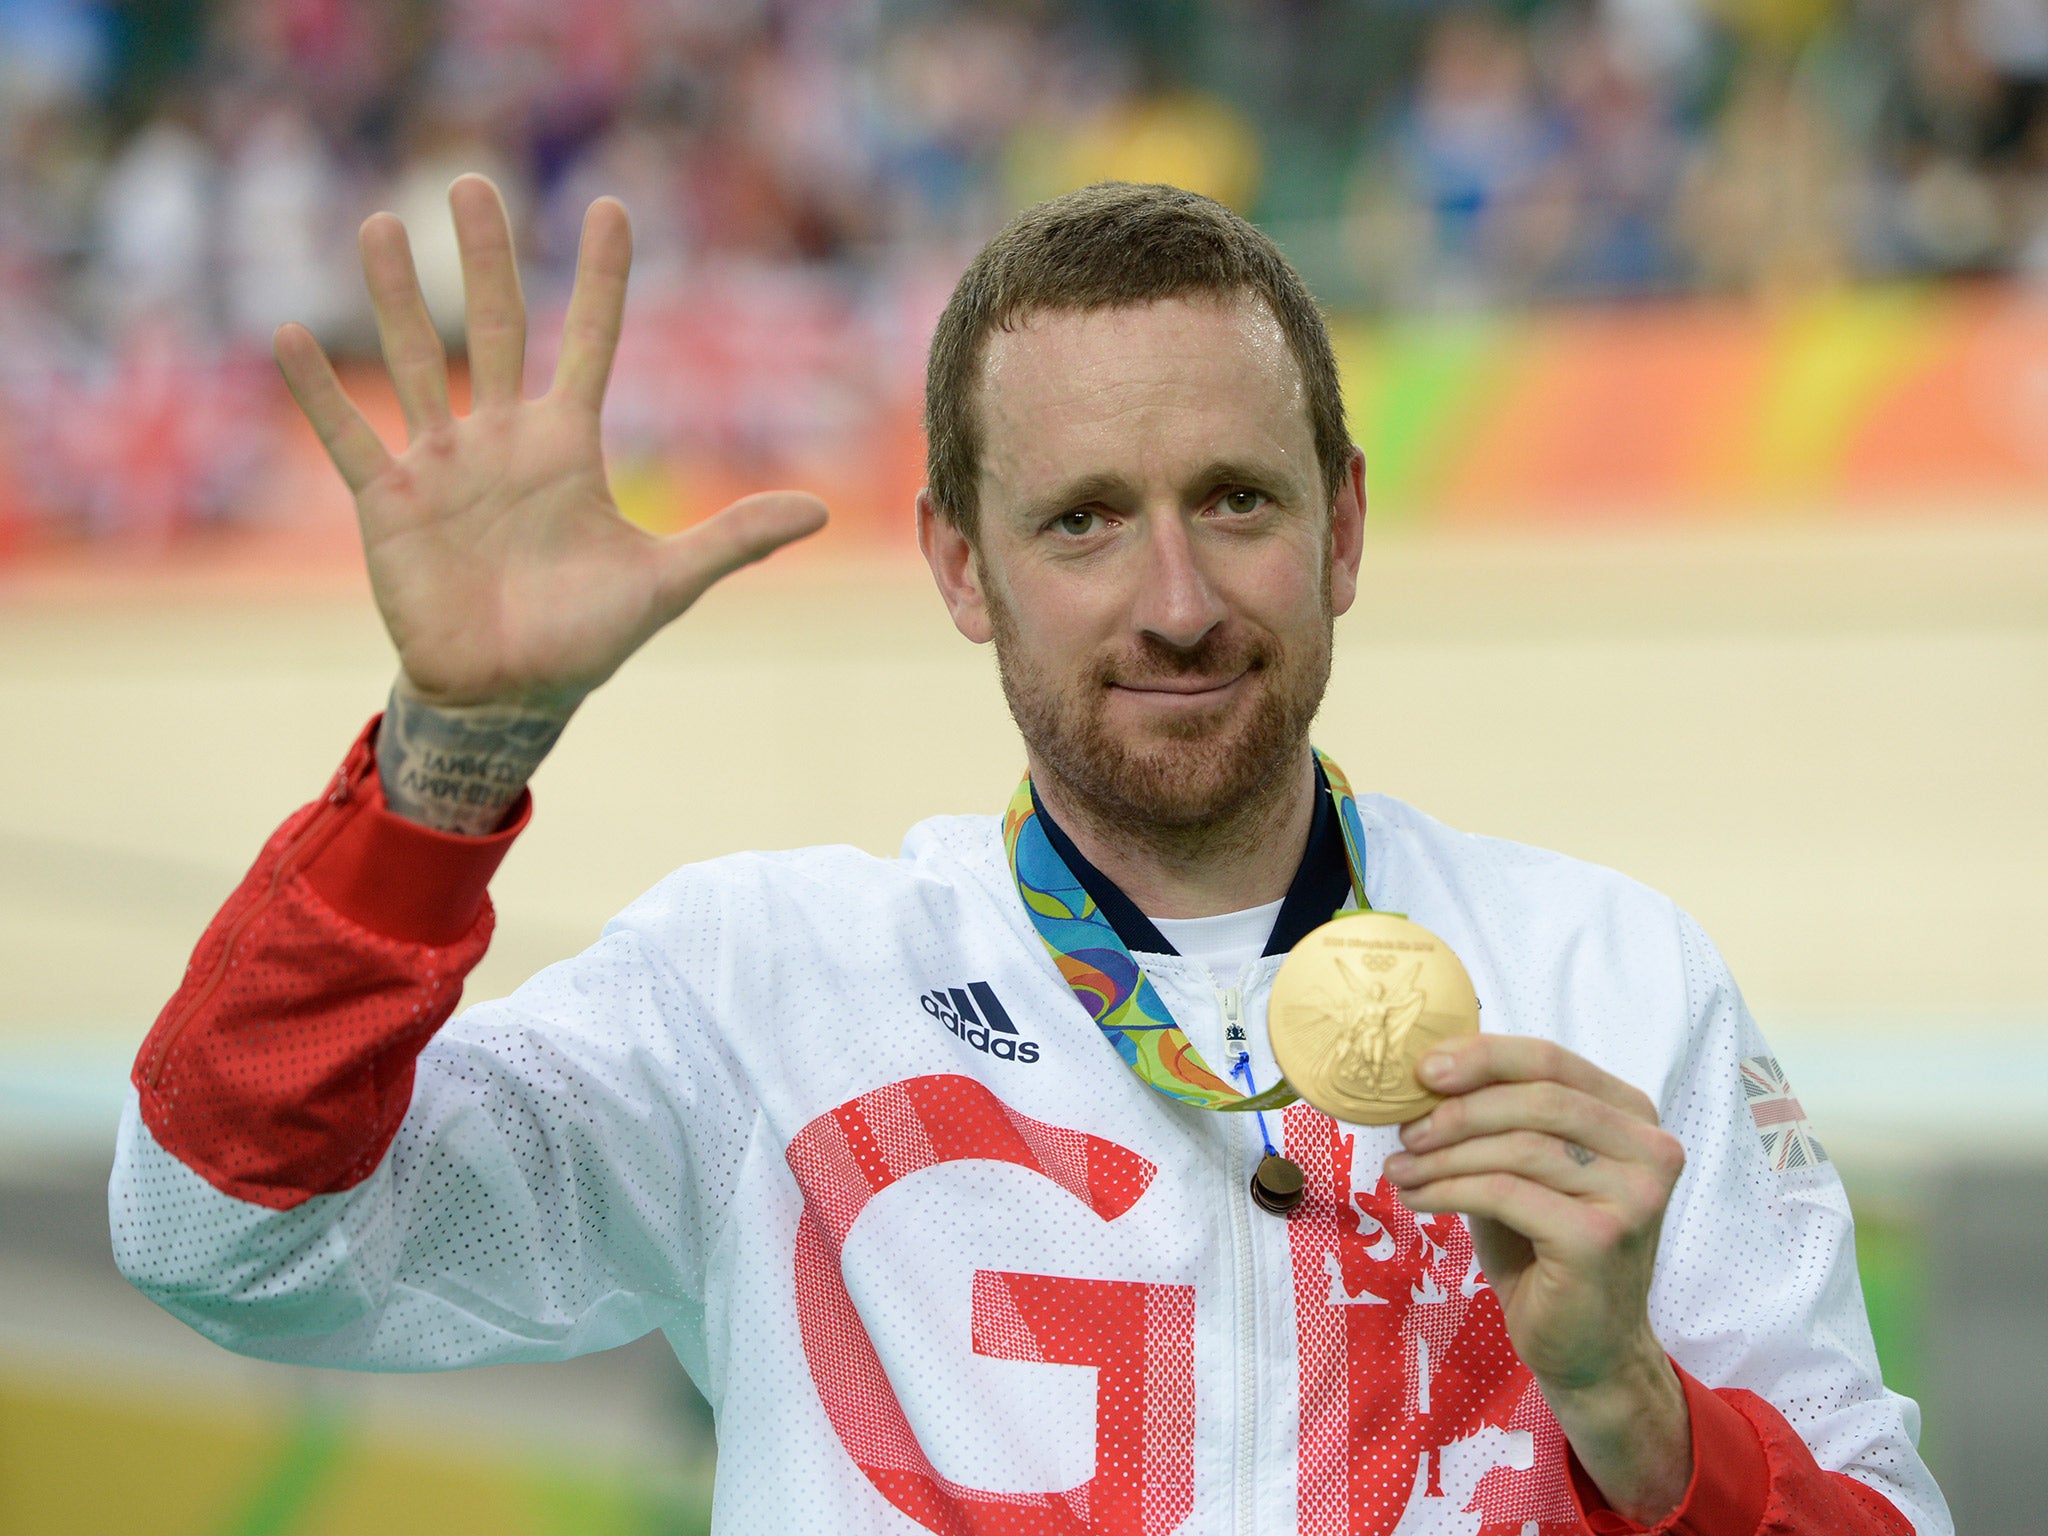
[{"x1": 4, "y1": 0, "x2": 2048, "y2": 541}]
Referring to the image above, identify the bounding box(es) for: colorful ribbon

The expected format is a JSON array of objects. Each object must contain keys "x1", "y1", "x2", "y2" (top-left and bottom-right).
[{"x1": 1004, "y1": 749, "x2": 1371, "y2": 1112}]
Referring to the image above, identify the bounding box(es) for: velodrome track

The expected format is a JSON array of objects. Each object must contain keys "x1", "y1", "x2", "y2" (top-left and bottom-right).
[
  {"x1": 5, "y1": 515, "x2": 2043, "y2": 1093},
  {"x1": 1, "y1": 513, "x2": 2044, "y2": 1532}
]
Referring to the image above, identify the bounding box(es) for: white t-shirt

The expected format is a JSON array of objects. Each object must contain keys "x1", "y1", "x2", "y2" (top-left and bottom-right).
[{"x1": 1147, "y1": 897, "x2": 1285, "y2": 986}]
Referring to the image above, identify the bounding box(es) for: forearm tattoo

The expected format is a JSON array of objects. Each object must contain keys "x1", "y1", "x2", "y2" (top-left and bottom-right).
[{"x1": 376, "y1": 686, "x2": 567, "y2": 836}]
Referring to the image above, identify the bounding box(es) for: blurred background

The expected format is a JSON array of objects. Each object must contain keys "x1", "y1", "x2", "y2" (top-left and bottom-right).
[{"x1": 0, "y1": 0, "x2": 2043, "y2": 1532}]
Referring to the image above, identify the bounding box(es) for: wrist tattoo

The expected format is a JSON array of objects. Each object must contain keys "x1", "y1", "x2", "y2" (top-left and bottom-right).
[{"x1": 377, "y1": 686, "x2": 567, "y2": 835}]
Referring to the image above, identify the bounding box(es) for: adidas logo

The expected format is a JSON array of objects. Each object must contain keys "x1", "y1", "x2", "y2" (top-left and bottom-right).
[{"x1": 920, "y1": 982, "x2": 1040, "y2": 1064}]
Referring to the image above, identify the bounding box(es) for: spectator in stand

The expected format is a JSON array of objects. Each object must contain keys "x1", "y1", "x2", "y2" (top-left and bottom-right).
[
  {"x1": 1870, "y1": 0, "x2": 2016, "y2": 273},
  {"x1": 1391, "y1": 7, "x2": 1575, "y2": 305},
  {"x1": 384, "y1": 93, "x2": 530, "y2": 342},
  {"x1": 1546, "y1": 9, "x2": 1689, "y2": 294},
  {"x1": 217, "y1": 96, "x2": 356, "y2": 344},
  {"x1": 1678, "y1": 58, "x2": 1854, "y2": 294},
  {"x1": 874, "y1": 10, "x2": 1081, "y2": 248},
  {"x1": 1958, "y1": 0, "x2": 2048, "y2": 271},
  {"x1": 89, "y1": 91, "x2": 216, "y2": 330},
  {"x1": 539, "y1": 86, "x2": 701, "y2": 300}
]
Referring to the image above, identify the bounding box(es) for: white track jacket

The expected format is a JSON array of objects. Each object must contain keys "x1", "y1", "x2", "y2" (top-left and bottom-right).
[{"x1": 111, "y1": 722, "x2": 1949, "y2": 1535}]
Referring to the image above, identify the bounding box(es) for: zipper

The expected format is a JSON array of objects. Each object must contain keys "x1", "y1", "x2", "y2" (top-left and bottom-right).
[
  {"x1": 139, "y1": 761, "x2": 357, "y2": 1088},
  {"x1": 1220, "y1": 983, "x2": 1247, "y2": 1058},
  {"x1": 1219, "y1": 982, "x2": 1258, "y2": 1536}
]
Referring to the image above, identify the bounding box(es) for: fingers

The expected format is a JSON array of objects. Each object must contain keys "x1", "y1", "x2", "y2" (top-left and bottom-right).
[
  {"x1": 551, "y1": 197, "x2": 632, "y2": 412},
  {"x1": 655, "y1": 491, "x2": 829, "y2": 618},
  {"x1": 273, "y1": 323, "x2": 392, "y2": 492},
  {"x1": 1402, "y1": 1079, "x2": 1659, "y2": 1166},
  {"x1": 359, "y1": 213, "x2": 452, "y2": 437},
  {"x1": 450, "y1": 175, "x2": 527, "y2": 407},
  {"x1": 1387, "y1": 1129, "x2": 1612, "y2": 1199},
  {"x1": 1392, "y1": 1070, "x2": 1687, "y2": 1242},
  {"x1": 1418, "y1": 1034, "x2": 1660, "y2": 1123},
  {"x1": 1395, "y1": 1170, "x2": 1592, "y2": 1253}
]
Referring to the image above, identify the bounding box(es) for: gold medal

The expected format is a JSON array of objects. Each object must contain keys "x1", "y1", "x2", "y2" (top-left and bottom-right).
[{"x1": 1268, "y1": 912, "x2": 1480, "y2": 1125}]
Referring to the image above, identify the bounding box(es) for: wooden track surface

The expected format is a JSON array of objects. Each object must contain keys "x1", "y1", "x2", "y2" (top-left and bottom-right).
[{"x1": 2, "y1": 515, "x2": 2043, "y2": 1069}]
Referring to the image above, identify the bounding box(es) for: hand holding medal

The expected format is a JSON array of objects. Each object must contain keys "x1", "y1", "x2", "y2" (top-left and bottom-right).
[{"x1": 1275, "y1": 917, "x2": 1694, "y2": 1525}]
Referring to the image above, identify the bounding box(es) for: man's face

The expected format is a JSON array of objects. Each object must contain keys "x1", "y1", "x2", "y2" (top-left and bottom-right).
[{"x1": 920, "y1": 292, "x2": 1365, "y2": 831}]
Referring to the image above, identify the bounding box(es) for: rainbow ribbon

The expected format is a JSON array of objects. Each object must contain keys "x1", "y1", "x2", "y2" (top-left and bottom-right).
[{"x1": 1004, "y1": 749, "x2": 1372, "y2": 1112}]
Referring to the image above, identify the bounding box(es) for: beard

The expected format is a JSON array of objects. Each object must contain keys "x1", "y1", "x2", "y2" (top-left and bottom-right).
[{"x1": 990, "y1": 594, "x2": 1332, "y2": 843}]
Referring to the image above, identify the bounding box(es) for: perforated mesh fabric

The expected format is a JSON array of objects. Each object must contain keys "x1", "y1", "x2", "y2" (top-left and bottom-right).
[
  {"x1": 111, "y1": 736, "x2": 1951, "y2": 1534},
  {"x1": 129, "y1": 721, "x2": 511, "y2": 1210},
  {"x1": 1650, "y1": 909, "x2": 1938, "y2": 1527}
]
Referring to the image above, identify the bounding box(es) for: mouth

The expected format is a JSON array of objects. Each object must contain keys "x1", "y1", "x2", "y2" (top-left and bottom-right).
[{"x1": 1108, "y1": 670, "x2": 1251, "y2": 704}]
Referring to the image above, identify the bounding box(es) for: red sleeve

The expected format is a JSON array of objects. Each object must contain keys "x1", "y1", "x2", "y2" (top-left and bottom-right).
[
  {"x1": 131, "y1": 716, "x2": 529, "y2": 1211},
  {"x1": 1569, "y1": 1363, "x2": 1916, "y2": 1536}
]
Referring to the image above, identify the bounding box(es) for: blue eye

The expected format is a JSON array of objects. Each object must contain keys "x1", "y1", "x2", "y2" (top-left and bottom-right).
[
  {"x1": 1056, "y1": 509, "x2": 1099, "y2": 535},
  {"x1": 1221, "y1": 489, "x2": 1266, "y2": 514}
]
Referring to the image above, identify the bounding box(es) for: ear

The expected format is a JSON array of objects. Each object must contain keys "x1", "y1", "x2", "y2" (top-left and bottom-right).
[
  {"x1": 1326, "y1": 447, "x2": 1367, "y2": 619},
  {"x1": 917, "y1": 488, "x2": 994, "y2": 644}
]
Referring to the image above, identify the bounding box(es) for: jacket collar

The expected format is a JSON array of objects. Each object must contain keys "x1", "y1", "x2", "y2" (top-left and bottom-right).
[{"x1": 1026, "y1": 759, "x2": 1353, "y2": 960}]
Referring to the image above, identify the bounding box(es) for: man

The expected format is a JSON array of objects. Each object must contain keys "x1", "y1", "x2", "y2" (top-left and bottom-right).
[{"x1": 112, "y1": 177, "x2": 1947, "y2": 1535}]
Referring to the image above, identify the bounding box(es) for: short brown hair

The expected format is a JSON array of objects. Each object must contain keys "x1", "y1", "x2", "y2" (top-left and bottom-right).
[{"x1": 923, "y1": 181, "x2": 1350, "y2": 536}]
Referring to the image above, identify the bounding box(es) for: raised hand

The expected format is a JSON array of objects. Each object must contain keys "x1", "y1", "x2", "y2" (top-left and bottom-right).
[
  {"x1": 276, "y1": 174, "x2": 826, "y2": 715},
  {"x1": 272, "y1": 176, "x2": 826, "y2": 830},
  {"x1": 1382, "y1": 1036, "x2": 1693, "y2": 1525}
]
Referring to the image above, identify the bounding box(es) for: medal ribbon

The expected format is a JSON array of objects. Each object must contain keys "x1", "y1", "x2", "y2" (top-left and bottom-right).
[{"x1": 1004, "y1": 749, "x2": 1372, "y2": 1113}]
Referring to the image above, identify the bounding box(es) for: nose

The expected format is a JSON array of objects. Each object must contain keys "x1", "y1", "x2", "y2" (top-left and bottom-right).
[{"x1": 1131, "y1": 510, "x2": 1228, "y2": 651}]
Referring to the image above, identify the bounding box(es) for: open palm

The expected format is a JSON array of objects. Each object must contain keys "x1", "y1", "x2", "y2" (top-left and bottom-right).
[{"x1": 274, "y1": 175, "x2": 826, "y2": 716}]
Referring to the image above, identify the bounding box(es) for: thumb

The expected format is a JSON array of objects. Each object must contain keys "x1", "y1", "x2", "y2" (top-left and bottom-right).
[{"x1": 653, "y1": 491, "x2": 829, "y2": 618}]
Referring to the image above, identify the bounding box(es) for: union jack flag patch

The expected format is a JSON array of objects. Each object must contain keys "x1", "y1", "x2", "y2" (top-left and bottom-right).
[{"x1": 1740, "y1": 1055, "x2": 1829, "y2": 1170}]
